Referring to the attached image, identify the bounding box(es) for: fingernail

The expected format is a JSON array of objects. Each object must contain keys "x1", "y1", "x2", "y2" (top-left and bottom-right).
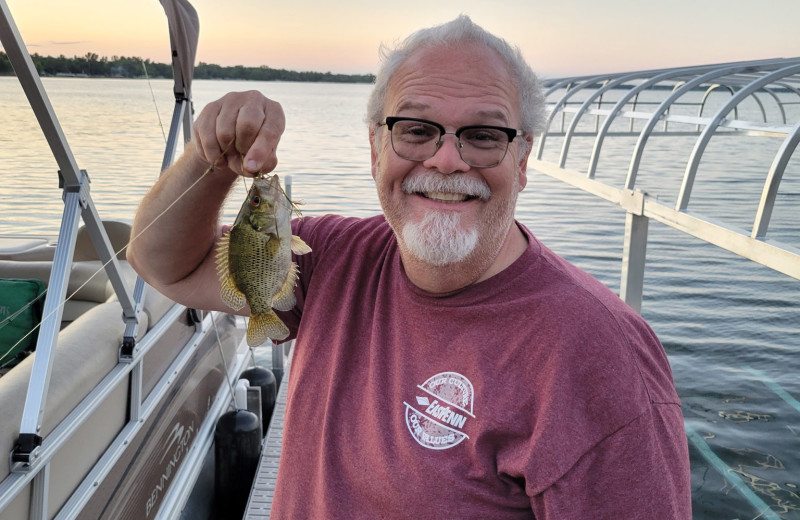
[{"x1": 245, "y1": 159, "x2": 260, "y2": 172}]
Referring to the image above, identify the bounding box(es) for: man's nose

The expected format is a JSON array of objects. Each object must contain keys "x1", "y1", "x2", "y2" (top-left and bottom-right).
[{"x1": 422, "y1": 134, "x2": 469, "y2": 173}]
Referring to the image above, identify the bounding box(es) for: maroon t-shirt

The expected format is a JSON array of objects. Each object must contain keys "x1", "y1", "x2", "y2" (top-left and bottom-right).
[{"x1": 272, "y1": 214, "x2": 691, "y2": 519}]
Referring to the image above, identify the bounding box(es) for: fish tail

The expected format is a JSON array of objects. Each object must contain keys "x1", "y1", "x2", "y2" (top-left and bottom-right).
[{"x1": 247, "y1": 311, "x2": 290, "y2": 346}]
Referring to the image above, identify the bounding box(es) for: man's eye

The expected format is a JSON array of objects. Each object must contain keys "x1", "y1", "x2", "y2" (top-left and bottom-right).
[
  {"x1": 396, "y1": 124, "x2": 438, "y2": 142},
  {"x1": 462, "y1": 128, "x2": 505, "y2": 148}
]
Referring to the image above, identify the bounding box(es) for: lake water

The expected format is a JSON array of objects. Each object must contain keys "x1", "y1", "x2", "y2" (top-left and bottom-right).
[{"x1": 1, "y1": 77, "x2": 798, "y2": 519}]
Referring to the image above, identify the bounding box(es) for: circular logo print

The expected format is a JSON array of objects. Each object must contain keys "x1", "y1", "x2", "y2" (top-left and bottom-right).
[{"x1": 403, "y1": 371, "x2": 475, "y2": 450}]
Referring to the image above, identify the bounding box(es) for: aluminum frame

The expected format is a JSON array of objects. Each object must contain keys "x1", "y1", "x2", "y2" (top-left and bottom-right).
[
  {"x1": 0, "y1": 2, "x2": 236, "y2": 519},
  {"x1": 537, "y1": 57, "x2": 800, "y2": 314}
]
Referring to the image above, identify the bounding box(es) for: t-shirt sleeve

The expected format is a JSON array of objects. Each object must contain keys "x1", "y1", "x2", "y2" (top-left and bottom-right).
[{"x1": 530, "y1": 403, "x2": 691, "y2": 519}]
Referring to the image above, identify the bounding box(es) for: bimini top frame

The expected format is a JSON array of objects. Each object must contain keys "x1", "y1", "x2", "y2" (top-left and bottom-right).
[
  {"x1": 0, "y1": 0, "x2": 198, "y2": 474},
  {"x1": 532, "y1": 57, "x2": 800, "y2": 311}
]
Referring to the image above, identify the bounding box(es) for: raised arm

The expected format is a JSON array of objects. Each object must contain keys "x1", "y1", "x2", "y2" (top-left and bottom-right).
[{"x1": 127, "y1": 90, "x2": 285, "y2": 311}]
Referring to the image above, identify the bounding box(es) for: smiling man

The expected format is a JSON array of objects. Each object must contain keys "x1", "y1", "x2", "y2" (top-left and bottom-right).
[
  {"x1": 371, "y1": 39, "x2": 534, "y2": 293},
  {"x1": 129, "y1": 15, "x2": 691, "y2": 520}
]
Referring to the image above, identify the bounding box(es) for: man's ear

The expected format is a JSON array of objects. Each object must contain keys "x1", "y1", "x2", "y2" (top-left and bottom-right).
[
  {"x1": 517, "y1": 134, "x2": 533, "y2": 191},
  {"x1": 369, "y1": 127, "x2": 379, "y2": 180}
]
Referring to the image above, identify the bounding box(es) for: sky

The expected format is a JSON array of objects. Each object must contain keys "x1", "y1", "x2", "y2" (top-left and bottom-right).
[{"x1": 3, "y1": 0, "x2": 799, "y2": 79}]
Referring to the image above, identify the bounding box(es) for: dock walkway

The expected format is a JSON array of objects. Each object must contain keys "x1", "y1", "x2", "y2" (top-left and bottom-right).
[{"x1": 245, "y1": 349, "x2": 291, "y2": 519}]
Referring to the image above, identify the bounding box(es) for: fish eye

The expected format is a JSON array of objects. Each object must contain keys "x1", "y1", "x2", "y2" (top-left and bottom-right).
[{"x1": 250, "y1": 195, "x2": 261, "y2": 207}]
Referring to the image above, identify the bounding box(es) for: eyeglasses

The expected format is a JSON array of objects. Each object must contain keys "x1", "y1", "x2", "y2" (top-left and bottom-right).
[{"x1": 379, "y1": 116, "x2": 523, "y2": 168}]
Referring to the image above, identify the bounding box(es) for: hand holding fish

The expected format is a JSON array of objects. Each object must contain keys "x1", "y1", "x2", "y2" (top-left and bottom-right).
[
  {"x1": 129, "y1": 91, "x2": 288, "y2": 312},
  {"x1": 193, "y1": 90, "x2": 285, "y2": 177}
]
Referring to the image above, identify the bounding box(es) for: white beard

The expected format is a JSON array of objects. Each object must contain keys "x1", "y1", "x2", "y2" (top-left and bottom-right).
[{"x1": 400, "y1": 210, "x2": 479, "y2": 266}]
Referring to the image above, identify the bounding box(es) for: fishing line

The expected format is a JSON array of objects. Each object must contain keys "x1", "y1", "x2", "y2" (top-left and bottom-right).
[
  {"x1": 210, "y1": 311, "x2": 238, "y2": 412},
  {"x1": 1, "y1": 141, "x2": 302, "y2": 366},
  {"x1": 141, "y1": 60, "x2": 167, "y2": 144}
]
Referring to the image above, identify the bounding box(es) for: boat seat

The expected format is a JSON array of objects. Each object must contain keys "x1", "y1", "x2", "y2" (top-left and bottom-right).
[
  {"x1": 0, "y1": 260, "x2": 129, "y2": 326},
  {"x1": 0, "y1": 300, "x2": 145, "y2": 482},
  {"x1": 0, "y1": 219, "x2": 177, "y2": 488},
  {"x1": 0, "y1": 266, "x2": 175, "y2": 486},
  {"x1": 0, "y1": 220, "x2": 138, "y2": 326}
]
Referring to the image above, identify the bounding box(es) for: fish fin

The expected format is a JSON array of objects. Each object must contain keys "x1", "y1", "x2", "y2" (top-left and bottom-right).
[
  {"x1": 248, "y1": 311, "x2": 289, "y2": 346},
  {"x1": 215, "y1": 231, "x2": 231, "y2": 279},
  {"x1": 216, "y1": 231, "x2": 247, "y2": 311},
  {"x1": 272, "y1": 263, "x2": 298, "y2": 311},
  {"x1": 291, "y1": 235, "x2": 312, "y2": 255},
  {"x1": 220, "y1": 275, "x2": 247, "y2": 311}
]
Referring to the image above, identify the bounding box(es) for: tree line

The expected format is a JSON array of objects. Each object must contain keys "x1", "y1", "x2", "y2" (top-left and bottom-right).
[{"x1": 0, "y1": 51, "x2": 375, "y2": 84}]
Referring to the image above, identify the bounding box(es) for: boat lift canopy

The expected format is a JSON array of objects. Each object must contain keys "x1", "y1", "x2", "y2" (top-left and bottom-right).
[
  {"x1": 532, "y1": 57, "x2": 800, "y2": 312},
  {"x1": 519, "y1": 58, "x2": 800, "y2": 520}
]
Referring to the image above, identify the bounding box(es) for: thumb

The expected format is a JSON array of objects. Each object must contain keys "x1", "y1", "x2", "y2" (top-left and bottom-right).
[{"x1": 243, "y1": 135, "x2": 279, "y2": 175}]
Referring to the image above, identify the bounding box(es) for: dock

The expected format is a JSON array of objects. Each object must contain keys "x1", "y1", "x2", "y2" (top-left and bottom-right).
[{"x1": 244, "y1": 345, "x2": 292, "y2": 519}]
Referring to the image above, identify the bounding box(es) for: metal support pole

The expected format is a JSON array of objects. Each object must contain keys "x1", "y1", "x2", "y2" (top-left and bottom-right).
[
  {"x1": 30, "y1": 462, "x2": 49, "y2": 520},
  {"x1": 620, "y1": 211, "x2": 649, "y2": 313},
  {"x1": 13, "y1": 179, "x2": 83, "y2": 469},
  {"x1": 129, "y1": 362, "x2": 143, "y2": 422},
  {"x1": 80, "y1": 195, "x2": 136, "y2": 318}
]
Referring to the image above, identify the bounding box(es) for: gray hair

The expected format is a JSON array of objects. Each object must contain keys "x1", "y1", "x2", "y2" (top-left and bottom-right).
[{"x1": 366, "y1": 15, "x2": 546, "y2": 137}]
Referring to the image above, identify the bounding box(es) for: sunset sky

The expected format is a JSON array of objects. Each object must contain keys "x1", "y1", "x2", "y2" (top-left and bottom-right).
[{"x1": 3, "y1": 0, "x2": 799, "y2": 78}]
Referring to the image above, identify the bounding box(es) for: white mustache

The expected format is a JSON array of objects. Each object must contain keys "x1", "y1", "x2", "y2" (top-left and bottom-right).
[{"x1": 401, "y1": 173, "x2": 491, "y2": 201}]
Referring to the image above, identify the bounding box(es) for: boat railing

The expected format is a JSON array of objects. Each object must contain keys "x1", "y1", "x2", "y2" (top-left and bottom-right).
[
  {"x1": 0, "y1": 0, "x2": 139, "y2": 471},
  {"x1": 533, "y1": 57, "x2": 800, "y2": 313}
]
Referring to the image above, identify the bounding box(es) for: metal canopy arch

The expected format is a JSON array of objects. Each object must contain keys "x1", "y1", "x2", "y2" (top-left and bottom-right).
[
  {"x1": 533, "y1": 57, "x2": 800, "y2": 313},
  {"x1": 625, "y1": 63, "x2": 786, "y2": 190},
  {"x1": 676, "y1": 63, "x2": 800, "y2": 211}
]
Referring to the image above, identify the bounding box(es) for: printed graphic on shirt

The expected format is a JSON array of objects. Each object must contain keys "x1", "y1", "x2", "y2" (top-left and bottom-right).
[{"x1": 403, "y1": 371, "x2": 475, "y2": 450}]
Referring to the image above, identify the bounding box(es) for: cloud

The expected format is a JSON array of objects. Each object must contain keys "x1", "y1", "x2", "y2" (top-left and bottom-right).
[
  {"x1": 23, "y1": 40, "x2": 88, "y2": 48},
  {"x1": 48, "y1": 40, "x2": 89, "y2": 45}
]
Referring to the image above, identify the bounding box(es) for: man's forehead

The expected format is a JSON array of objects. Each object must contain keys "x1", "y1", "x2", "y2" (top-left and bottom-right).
[{"x1": 388, "y1": 42, "x2": 515, "y2": 93}]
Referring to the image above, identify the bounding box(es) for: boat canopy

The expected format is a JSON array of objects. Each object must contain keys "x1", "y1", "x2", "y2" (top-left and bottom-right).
[
  {"x1": 532, "y1": 57, "x2": 800, "y2": 311},
  {"x1": 160, "y1": 0, "x2": 199, "y2": 102}
]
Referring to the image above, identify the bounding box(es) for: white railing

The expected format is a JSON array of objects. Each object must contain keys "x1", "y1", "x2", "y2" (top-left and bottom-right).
[{"x1": 535, "y1": 57, "x2": 800, "y2": 312}]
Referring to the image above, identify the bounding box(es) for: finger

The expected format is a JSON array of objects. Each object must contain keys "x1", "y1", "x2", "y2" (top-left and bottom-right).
[
  {"x1": 193, "y1": 99, "x2": 224, "y2": 164},
  {"x1": 233, "y1": 93, "x2": 282, "y2": 170},
  {"x1": 214, "y1": 98, "x2": 242, "y2": 163},
  {"x1": 234, "y1": 103, "x2": 266, "y2": 165},
  {"x1": 245, "y1": 133, "x2": 279, "y2": 174},
  {"x1": 242, "y1": 100, "x2": 285, "y2": 174}
]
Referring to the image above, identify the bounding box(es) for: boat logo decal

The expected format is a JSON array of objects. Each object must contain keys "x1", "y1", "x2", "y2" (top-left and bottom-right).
[
  {"x1": 146, "y1": 420, "x2": 195, "y2": 517},
  {"x1": 403, "y1": 371, "x2": 475, "y2": 450}
]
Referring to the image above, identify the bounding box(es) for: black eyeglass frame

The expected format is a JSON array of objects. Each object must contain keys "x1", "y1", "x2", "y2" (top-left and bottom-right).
[{"x1": 379, "y1": 116, "x2": 524, "y2": 167}]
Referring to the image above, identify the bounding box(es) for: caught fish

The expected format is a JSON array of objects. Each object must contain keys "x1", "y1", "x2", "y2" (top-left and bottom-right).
[{"x1": 216, "y1": 174, "x2": 311, "y2": 346}]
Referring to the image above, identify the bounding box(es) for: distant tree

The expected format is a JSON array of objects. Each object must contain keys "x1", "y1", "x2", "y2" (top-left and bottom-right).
[
  {"x1": 1, "y1": 51, "x2": 375, "y2": 83},
  {"x1": 0, "y1": 51, "x2": 13, "y2": 75}
]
